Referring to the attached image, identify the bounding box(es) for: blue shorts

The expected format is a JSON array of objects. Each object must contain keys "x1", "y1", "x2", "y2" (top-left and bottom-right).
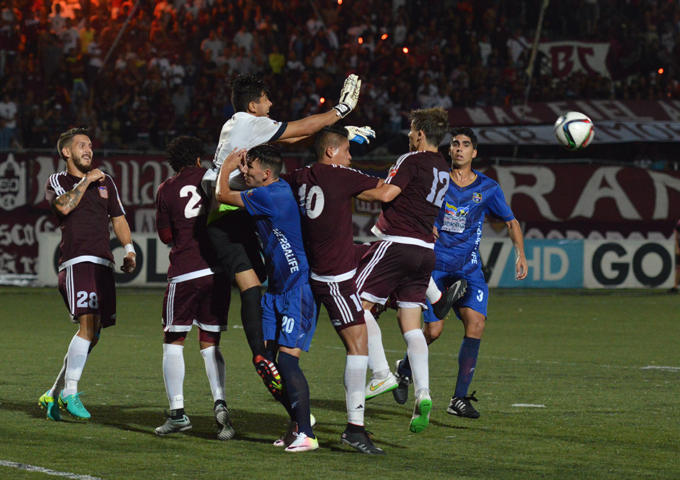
[
  {"x1": 262, "y1": 283, "x2": 317, "y2": 352},
  {"x1": 423, "y1": 270, "x2": 489, "y2": 323}
]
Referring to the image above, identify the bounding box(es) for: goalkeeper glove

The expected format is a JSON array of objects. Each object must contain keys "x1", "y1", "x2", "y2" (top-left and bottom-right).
[
  {"x1": 333, "y1": 74, "x2": 361, "y2": 118},
  {"x1": 346, "y1": 126, "x2": 376, "y2": 144}
]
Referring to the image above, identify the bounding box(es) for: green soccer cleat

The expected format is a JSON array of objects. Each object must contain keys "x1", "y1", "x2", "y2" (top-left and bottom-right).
[
  {"x1": 155, "y1": 412, "x2": 192, "y2": 436},
  {"x1": 39, "y1": 391, "x2": 62, "y2": 421},
  {"x1": 58, "y1": 391, "x2": 91, "y2": 419},
  {"x1": 409, "y1": 389, "x2": 432, "y2": 433}
]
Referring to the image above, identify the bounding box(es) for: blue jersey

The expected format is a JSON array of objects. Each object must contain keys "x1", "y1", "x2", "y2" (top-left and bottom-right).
[
  {"x1": 434, "y1": 170, "x2": 514, "y2": 277},
  {"x1": 241, "y1": 180, "x2": 310, "y2": 294}
]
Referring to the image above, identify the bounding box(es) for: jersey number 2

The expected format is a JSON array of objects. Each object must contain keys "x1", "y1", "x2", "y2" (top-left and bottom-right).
[
  {"x1": 426, "y1": 168, "x2": 449, "y2": 207},
  {"x1": 297, "y1": 184, "x2": 325, "y2": 219},
  {"x1": 180, "y1": 186, "x2": 205, "y2": 219}
]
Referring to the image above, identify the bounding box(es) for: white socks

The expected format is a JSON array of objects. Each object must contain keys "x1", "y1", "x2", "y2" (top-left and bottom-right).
[
  {"x1": 345, "y1": 354, "x2": 369, "y2": 426},
  {"x1": 364, "y1": 309, "x2": 390, "y2": 379},
  {"x1": 200, "y1": 346, "x2": 226, "y2": 403},
  {"x1": 403, "y1": 329, "x2": 429, "y2": 394},
  {"x1": 162, "y1": 343, "x2": 185, "y2": 410},
  {"x1": 63, "y1": 335, "x2": 91, "y2": 397},
  {"x1": 426, "y1": 277, "x2": 442, "y2": 304},
  {"x1": 49, "y1": 353, "x2": 68, "y2": 398}
]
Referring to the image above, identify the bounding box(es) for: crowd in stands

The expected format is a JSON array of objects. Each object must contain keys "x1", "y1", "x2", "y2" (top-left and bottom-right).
[{"x1": 1, "y1": 0, "x2": 679, "y2": 153}]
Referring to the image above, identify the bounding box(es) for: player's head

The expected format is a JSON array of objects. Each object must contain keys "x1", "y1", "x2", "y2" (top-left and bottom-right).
[
  {"x1": 230, "y1": 74, "x2": 272, "y2": 116},
  {"x1": 57, "y1": 127, "x2": 93, "y2": 174},
  {"x1": 314, "y1": 125, "x2": 351, "y2": 167},
  {"x1": 408, "y1": 107, "x2": 449, "y2": 151},
  {"x1": 244, "y1": 144, "x2": 282, "y2": 187},
  {"x1": 449, "y1": 127, "x2": 478, "y2": 168},
  {"x1": 166, "y1": 136, "x2": 205, "y2": 173}
]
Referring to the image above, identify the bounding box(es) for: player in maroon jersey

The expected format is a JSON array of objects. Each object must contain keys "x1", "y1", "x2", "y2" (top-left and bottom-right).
[
  {"x1": 354, "y1": 107, "x2": 451, "y2": 434},
  {"x1": 154, "y1": 136, "x2": 235, "y2": 440},
  {"x1": 39, "y1": 127, "x2": 136, "y2": 421},
  {"x1": 281, "y1": 125, "x2": 386, "y2": 454}
]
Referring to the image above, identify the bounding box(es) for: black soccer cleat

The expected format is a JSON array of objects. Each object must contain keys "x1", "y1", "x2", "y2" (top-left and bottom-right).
[
  {"x1": 341, "y1": 429, "x2": 386, "y2": 455},
  {"x1": 253, "y1": 355, "x2": 283, "y2": 397},
  {"x1": 447, "y1": 390, "x2": 480, "y2": 419},
  {"x1": 431, "y1": 279, "x2": 467, "y2": 320},
  {"x1": 392, "y1": 359, "x2": 411, "y2": 405}
]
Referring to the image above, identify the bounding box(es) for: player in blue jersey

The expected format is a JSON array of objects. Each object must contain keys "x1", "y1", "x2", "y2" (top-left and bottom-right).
[
  {"x1": 215, "y1": 144, "x2": 319, "y2": 452},
  {"x1": 392, "y1": 127, "x2": 528, "y2": 418}
]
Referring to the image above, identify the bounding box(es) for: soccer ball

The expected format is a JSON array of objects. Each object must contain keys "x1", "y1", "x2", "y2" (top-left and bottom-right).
[{"x1": 553, "y1": 112, "x2": 595, "y2": 151}]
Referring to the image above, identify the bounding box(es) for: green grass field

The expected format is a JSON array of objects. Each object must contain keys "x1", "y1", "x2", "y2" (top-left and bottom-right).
[{"x1": 1, "y1": 287, "x2": 679, "y2": 480}]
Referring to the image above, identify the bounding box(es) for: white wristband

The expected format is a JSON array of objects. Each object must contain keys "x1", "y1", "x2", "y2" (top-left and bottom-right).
[{"x1": 124, "y1": 244, "x2": 136, "y2": 255}]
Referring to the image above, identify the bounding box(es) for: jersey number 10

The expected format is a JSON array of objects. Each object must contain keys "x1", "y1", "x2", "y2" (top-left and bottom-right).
[{"x1": 297, "y1": 184, "x2": 325, "y2": 219}]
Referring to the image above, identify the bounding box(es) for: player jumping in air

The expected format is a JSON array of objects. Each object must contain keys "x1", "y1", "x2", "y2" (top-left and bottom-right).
[
  {"x1": 39, "y1": 127, "x2": 136, "y2": 421},
  {"x1": 216, "y1": 145, "x2": 319, "y2": 452},
  {"x1": 154, "y1": 136, "x2": 234, "y2": 440},
  {"x1": 392, "y1": 127, "x2": 528, "y2": 418},
  {"x1": 202, "y1": 74, "x2": 361, "y2": 397}
]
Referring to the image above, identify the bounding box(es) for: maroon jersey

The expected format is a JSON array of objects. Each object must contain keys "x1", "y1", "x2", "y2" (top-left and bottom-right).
[
  {"x1": 45, "y1": 172, "x2": 125, "y2": 269},
  {"x1": 374, "y1": 151, "x2": 449, "y2": 248},
  {"x1": 156, "y1": 166, "x2": 219, "y2": 280},
  {"x1": 281, "y1": 163, "x2": 379, "y2": 279}
]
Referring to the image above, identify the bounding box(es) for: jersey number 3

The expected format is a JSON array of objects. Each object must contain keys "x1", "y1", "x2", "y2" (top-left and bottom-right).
[
  {"x1": 426, "y1": 168, "x2": 449, "y2": 207},
  {"x1": 180, "y1": 186, "x2": 205, "y2": 219},
  {"x1": 297, "y1": 184, "x2": 325, "y2": 219}
]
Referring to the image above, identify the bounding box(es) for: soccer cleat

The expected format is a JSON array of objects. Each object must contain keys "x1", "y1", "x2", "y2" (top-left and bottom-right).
[
  {"x1": 285, "y1": 432, "x2": 319, "y2": 452},
  {"x1": 447, "y1": 391, "x2": 480, "y2": 419},
  {"x1": 274, "y1": 414, "x2": 316, "y2": 447},
  {"x1": 214, "y1": 404, "x2": 235, "y2": 440},
  {"x1": 39, "y1": 391, "x2": 61, "y2": 421},
  {"x1": 341, "y1": 429, "x2": 385, "y2": 455},
  {"x1": 58, "y1": 391, "x2": 91, "y2": 419},
  {"x1": 409, "y1": 389, "x2": 432, "y2": 433},
  {"x1": 392, "y1": 359, "x2": 411, "y2": 405},
  {"x1": 253, "y1": 355, "x2": 283, "y2": 396},
  {"x1": 431, "y1": 279, "x2": 467, "y2": 320},
  {"x1": 155, "y1": 412, "x2": 192, "y2": 436},
  {"x1": 365, "y1": 372, "x2": 398, "y2": 400}
]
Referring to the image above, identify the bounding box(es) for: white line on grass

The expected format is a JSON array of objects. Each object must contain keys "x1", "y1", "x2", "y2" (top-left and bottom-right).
[
  {"x1": 512, "y1": 404, "x2": 546, "y2": 408},
  {"x1": 0, "y1": 461, "x2": 103, "y2": 480},
  {"x1": 640, "y1": 366, "x2": 680, "y2": 371}
]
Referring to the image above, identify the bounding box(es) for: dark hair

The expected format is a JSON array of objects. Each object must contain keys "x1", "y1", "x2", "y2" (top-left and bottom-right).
[
  {"x1": 166, "y1": 136, "x2": 205, "y2": 173},
  {"x1": 247, "y1": 144, "x2": 282, "y2": 178},
  {"x1": 57, "y1": 127, "x2": 89, "y2": 160},
  {"x1": 450, "y1": 127, "x2": 478, "y2": 150},
  {"x1": 230, "y1": 74, "x2": 269, "y2": 113},
  {"x1": 314, "y1": 125, "x2": 349, "y2": 159},
  {"x1": 409, "y1": 107, "x2": 449, "y2": 147}
]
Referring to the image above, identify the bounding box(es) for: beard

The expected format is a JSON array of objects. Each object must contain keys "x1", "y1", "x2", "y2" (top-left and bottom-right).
[{"x1": 72, "y1": 154, "x2": 92, "y2": 175}]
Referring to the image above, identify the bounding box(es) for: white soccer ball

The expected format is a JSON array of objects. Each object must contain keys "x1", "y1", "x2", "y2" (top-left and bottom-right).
[{"x1": 553, "y1": 111, "x2": 595, "y2": 151}]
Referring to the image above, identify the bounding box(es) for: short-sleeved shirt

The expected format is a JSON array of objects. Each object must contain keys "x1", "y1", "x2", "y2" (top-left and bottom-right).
[
  {"x1": 155, "y1": 166, "x2": 219, "y2": 281},
  {"x1": 202, "y1": 112, "x2": 287, "y2": 223},
  {"x1": 241, "y1": 180, "x2": 310, "y2": 294},
  {"x1": 372, "y1": 150, "x2": 450, "y2": 248},
  {"x1": 434, "y1": 170, "x2": 514, "y2": 277},
  {"x1": 45, "y1": 171, "x2": 125, "y2": 270},
  {"x1": 281, "y1": 163, "x2": 379, "y2": 280}
]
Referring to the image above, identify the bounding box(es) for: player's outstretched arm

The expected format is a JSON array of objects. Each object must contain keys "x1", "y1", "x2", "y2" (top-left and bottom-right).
[
  {"x1": 51, "y1": 168, "x2": 104, "y2": 217},
  {"x1": 276, "y1": 74, "x2": 362, "y2": 142},
  {"x1": 111, "y1": 215, "x2": 137, "y2": 273},
  {"x1": 356, "y1": 183, "x2": 401, "y2": 203},
  {"x1": 215, "y1": 148, "x2": 247, "y2": 208},
  {"x1": 506, "y1": 218, "x2": 527, "y2": 280}
]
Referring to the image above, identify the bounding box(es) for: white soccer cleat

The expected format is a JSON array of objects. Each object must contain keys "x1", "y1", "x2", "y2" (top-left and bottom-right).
[
  {"x1": 365, "y1": 372, "x2": 398, "y2": 400},
  {"x1": 285, "y1": 432, "x2": 319, "y2": 453}
]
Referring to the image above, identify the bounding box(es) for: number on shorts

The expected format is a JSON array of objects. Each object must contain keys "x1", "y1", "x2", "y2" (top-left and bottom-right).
[
  {"x1": 297, "y1": 184, "x2": 325, "y2": 219},
  {"x1": 282, "y1": 315, "x2": 295, "y2": 334},
  {"x1": 426, "y1": 168, "x2": 449, "y2": 207},
  {"x1": 180, "y1": 185, "x2": 205, "y2": 219},
  {"x1": 76, "y1": 291, "x2": 99, "y2": 309}
]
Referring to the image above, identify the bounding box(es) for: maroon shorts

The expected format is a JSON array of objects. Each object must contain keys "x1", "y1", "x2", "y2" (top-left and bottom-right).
[
  {"x1": 58, "y1": 262, "x2": 117, "y2": 327},
  {"x1": 355, "y1": 241, "x2": 435, "y2": 309},
  {"x1": 310, "y1": 277, "x2": 365, "y2": 332},
  {"x1": 163, "y1": 273, "x2": 230, "y2": 333}
]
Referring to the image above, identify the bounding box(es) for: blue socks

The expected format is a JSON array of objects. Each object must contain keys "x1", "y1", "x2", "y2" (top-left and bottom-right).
[
  {"x1": 277, "y1": 352, "x2": 314, "y2": 438},
  {"x1": 454, "y1": 336, "x2": 481, "y2": 398}
]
